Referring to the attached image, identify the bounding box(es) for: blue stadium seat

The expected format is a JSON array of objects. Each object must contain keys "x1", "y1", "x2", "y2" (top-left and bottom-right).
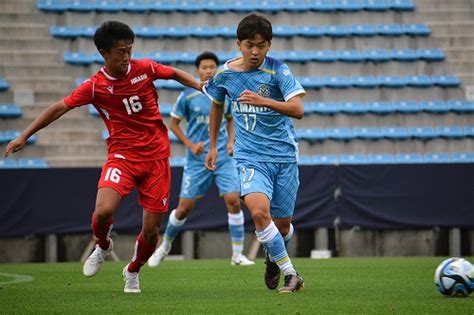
[
  {"x1": 5, "y1": 131, "x2": 37, "y2": 144},
  {"x1": 403, "y1": 24, "x2": 431, "y2": 36},
  {"x1": 165, "y1": 26, "x2": 190, "y2": 39},
  {"x1": 68, "y1": 0, "x2": 95, "y2": 12},
  {"x1": 50, "y1": 26, "x2": 81, "y2": 39},
  {"x1": 409, "y1": 126, "x2": 437, "y2": 140},
  {"x1": 376, "y1": 24, "x2": 404, "y2": 36},
  {"x1": 168, "y1": 131, "x2": 179, "y2": 142},
  {"x1": 420, "y1": 100, "x2": 448, "y2": 114},
  {"x1": 337, "y1": 50, "x2": 365, "y2": 62},
  {"x1": 416, "y1": 48, "x2": 445, "y2": 61},
  {"x1": 273, "y1": 25, "x2": 297, "y2": 38},
  {"x1": 219, "y1": 26, "x2": 237, "y2": 38},
  {"x1": 389, "y1": 0, "x2": 415, "y2": 11},
  {"x1": 463, "y1": 126, "x2": 474, "y2": 137},
  {"x1": 170, "y1": 156, "x2": 186, "y2": 167},
  {"x1": 88, "y1": 104, "x2": 100, "y2": 117},
  {"x1": 363, "y1": 0, "x2": 390, "y2": 11},
  {"x1": 352, "y1": 76, "x2": 379, "y2": 88},
  {"x1": 177, "y1": 52, "x2": 199, "y2": 64},
  {"x1": 123, "y1": 0, "x2": 151, "y2": 13},
  {"x1": 424, "y1": 153, "x2": 452, "y2": 164},
  {"x1": 336, "y1": 0, "x2": 363, "y2": 11},
  {"x1": 285, "y1": 0, "x2": 313, "y2": 12},
  {"x1": 324, "y1": 25, "x2": 351, "y2": 37},
  {"x1": 311, "y1": 102, "x2": 341, "y2": 115},
  {"x1": 393, "y1": 100, "x2": 422, "y2": 113},
  {"x1": 313, "y1": 0, "x2": 337, "y2": 12},
  {"x1": 339, "y1": 101, "x2": 367, "y2": 114},
  {"x1": 257, "y1": 0, "x2": 284, "y2": 13},
  {"x1": 392, "y1": 49, "x2": 418, "y2": 62},
  {"x1": 436, "y1": 126, "x2": 465, "y2": 139},
  {"x1": 0, "y1": 104, "x2": 22, "y2": 118},
  {"x1": 296, "y1": 26, "x2": 325, "y2": 37},
  {"x1": 379, "y1": 75, "x2": 406, "y2": 88},
  {"x1": 37, "y1": 0, "x2": 68, "y2": 13},
  {"x1": 451, "y1": 152, "x2": 474, "y2": 163},
  {"x1": 92, "y1": 51, "x2": 104, "y2": 63},
  {"x1": 313, "y1": 154, "x2": 339, "y2": 165},
  {"x1": 147, "y1": 52, "x2": 175, "y2": 64},
  {"x1": 339, "y1": 154, "x2": 369, "y2": 165},
  {"x1": 64, "y1": 52, "x2": 93, "y2": 65},
  {"x1": 309, "y1": 50, "x2": 337, "y2": 62},
  {"x1": 364, "y1": 49, "x2": 393, "y2": 62},
  {"x1": 396, "y1": 153, "x2": 424, "y2": 164},
  {"x1": 102, "y1": 130, "x2": 109, "y2": 140},
  {"x1": 160, "y1": 103, "x2": 173, "y2": 116},
  {"x1": 75, "y1": 76, "x2": 88, "y2": 87},
  {"x1": 191, "y1": 26, "x2": 219, "y2": 38},
  {"x1": 178, "y1": 1, "x2": 204, "y2": 13},
  {"x1": 295, "y1": 128, "x2": 327, "y2": 142},
  {"x1": 282, "y1": 51, "x2": 311, "y2": 63},
  {"x1": 366, "y1": 101, "x2": 394, "y2": 114},
  {"x1": 431, "y1": 75, "x2": 461, "y2": 88},
  {"x1": 0, "y1": 131, "x2": 5, "y2": 144},
  {"x1": 381, "y1": 126, "x2": 410, "y2": 140},
  {"x1": 134, "y1": 26, "x2": 166, "y2": 38},
  {"x1": 303, "y1": 103, "x2": 314, "y2": 115},
  {"x1": 0, "y1": 159, "x2": 18, "y2": 168},
  {"x1": 326, "y1": 127, "x2": 353, "y2": 141},
  {"x1": 324, "y1": 76, "x2": 352, "y2": 89},
  {"x1": 368, "y1": 153, "x2": 396, "y2": 164},
  {"x1": 150, "y1": 1, "x2": 179, "y2": 12},
  {"x1": 80, "y1": 26, "x2": 96, "y2": 38},
  {"x1": 215, "y1": 51, "x2": 239, "y2": 63},
  {"x1": 231, "y1": 1, "x2": 259, "y2": 12},
  {"x1": 154, "y1": 80, "x2": 185, "y2": 90},
  {"x1": 18, "y1": 159, "x2": 48, "y2": 168},
  {"x1": 298, "y1": 76, "x2": 325, "y2": 89},
  {"x1": 350, "y1": 24, "x2": 377, "y2": 37},
  {"x1": 405, "y1": 75, "x2": 433, "y2": 87},
  {"x1": 94, "y1": 0, "x2": 123, "y2": 13},
  {"x1": 298, "y1": 155, "x2": 316, "y2": 166},
  {"x1": 353, "y1": 127, "x2": 382, "y2": 140},
  {"x1": 447, "y1": 100, "x2": 474, "y2": 113}
]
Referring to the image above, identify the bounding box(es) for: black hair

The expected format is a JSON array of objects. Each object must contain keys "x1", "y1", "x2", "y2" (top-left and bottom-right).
[
  {"x1": 94, "y1": 21, "x2": 135, "y2": 52},
  {"x1": 236, "y1": 13, "x2": 272, "y2": 42},
  {"x1": 195, "y1": 51, "x2": 219, "y2": 68}
]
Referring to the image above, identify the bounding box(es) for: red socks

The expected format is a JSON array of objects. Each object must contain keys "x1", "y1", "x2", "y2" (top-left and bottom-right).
[{"x1": 128, "y1": 233, "x2": 158, "y2": 273}]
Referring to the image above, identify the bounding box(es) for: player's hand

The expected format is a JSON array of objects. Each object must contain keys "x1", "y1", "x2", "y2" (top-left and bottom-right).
[
  {"x1": 199, "y1": 80, "x2": 208, "y2": 92},
  {"x1": 238, "y1": 90, "x2": 267, "y2": 107},
  {"x1": 227, "y1": 142, "x2": 234, "y2": 156},
  {"x1": 4, "y1": 137, "x2": 27, "y2": 157},
  {"x1": 205, "y1": 148, "x2": 217, "y2": 171},
  {"x1": 190, "y1": 142, "x2": 205, "y2": 155}
]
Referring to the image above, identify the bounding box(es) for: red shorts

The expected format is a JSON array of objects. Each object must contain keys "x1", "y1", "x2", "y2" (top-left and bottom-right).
[{"x1": 98, "y1": 156, "x2": 171, "y2": 213}]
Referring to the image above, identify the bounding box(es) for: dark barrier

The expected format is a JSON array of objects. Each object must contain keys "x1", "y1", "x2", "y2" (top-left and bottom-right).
[{"x1": 0, "y1": 164, "x2": 473, "y2": 237}]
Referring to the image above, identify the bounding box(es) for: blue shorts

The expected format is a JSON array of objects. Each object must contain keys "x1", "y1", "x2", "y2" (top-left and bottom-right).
[
  {"x1": 180, "y1": 156, "x2": 240, "y2": 199},
  {"x1": 235, "y1": 159, "x2": 299, "y2": 218}
]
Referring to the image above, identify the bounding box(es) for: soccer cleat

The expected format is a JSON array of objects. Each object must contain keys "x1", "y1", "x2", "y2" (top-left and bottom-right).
[
  {"x1": 122, "y1": 264, "x2": 141, "y2": 293},
  {"x1": 264, "y1": 250, "x2": 281, "y2": 289},
  {"x1": 278, "y1": 274, "x2": 304, "y2": 293},
  {"x1": 148, "y1": 242, "x2": 171, "y2": 267},
  {"x1": 231, "y1": 254, "x2": 255, "y2": 266},
  {"x1": 83, "y1": 239, "x2": 113, "y2": 277}
]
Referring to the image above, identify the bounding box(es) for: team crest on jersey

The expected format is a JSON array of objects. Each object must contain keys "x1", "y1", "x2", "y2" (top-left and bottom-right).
[
  {"x1": 106, "y1": 85, "x2": 113, "y2": 94},
  {"x1": 258, "y1": 84, "x2": 270, "y2": 98},
  {"x1": 194, "y1": 106, "x2": 201, "y2": 112}
]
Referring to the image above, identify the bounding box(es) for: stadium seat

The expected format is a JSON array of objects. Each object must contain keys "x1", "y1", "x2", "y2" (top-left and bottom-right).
[
  {"x1": 376, "y1": 24, "x2": 404, "y2": 36},
  {"x1": 170, "y1": 156, "x2": 186, "y2": 167},
  {"x1": 298, "y1": 76, "x2": 325, "y2": 89},
  {"x1": 231, "y1": 1, "x2": 259, "y2": 12},
  {"x1": 435, "y1": 126, "x2": 465, "y2": 139},
  {"x1": 409, "y1": 126, "x2": 437, "y2": 140},
  {"x1": 191, "y1": 26, "x2": 219, "y2": 38},
  {"x1": 393, "y1": 100, "x2": 422, "y2": 113},
  {"x1": 424, "y1": 153, "x2": 452, "y2": 164},
  {"x1": 257, "y1": 0, "x2": 283, "y2": 13},
  {"x1": 420, "y1": 100, "x2": 449, "y2": 114},
  {"x1": 160, "y1": 103, "x2": 173, "y2": 116},
  {"x1": 18, "y1": 159, "x2": 48, "y2": 168},
  {"x1": 124, "y1": 0, "x2": 152, "y2": 13},
  {"x1": 381, "y1": 126, "x2": 410, "y2": 140},
  {"x1": 313, "y1": 0, "x2": 337, "y2": 12},
  {"x1": 313, "y1": 154, "x2": 339, "y2": 165},
  {"x1": 296, "y1": 26, "x2": 325, "y2": 38},
  {"x1": 154, "y1": 80, "x2": 185, "y2": 90},
  {"x1": 451, "y1": 152, "x2": 474, "y2": 163},
  {"x1": 431, "y1": 75, "x2": 461, "y2": 88},
  {"x1": 405, "y1": 75, "x2": 433, "y2": 88},
  {"x1": 88, "y1": 104, "x2": 100, "y2": 117},
  {"x1": 363, "y1": 0, "x2": 390, "y2": 11},
  {"x1": 339, "y1": 154, "x2": 369, "y2": 164},
  {"x1": 37, "y1": 0, "x2": 68, "y2": 13},
  {"x1": 176, "y1": 52, "x2": 198, "y2": 64},
  {"x1": 92, "y1": 51, "x2": 104, "y2": 63},
  {"x1": 337, "y1": 50, "x2": 365, "y2": 62},
  {"x1": 150, "y1": 1, "x2": 179, "y2": 12},
  {"x1": 50, "y1": 26, "x2": 81, "y2": 38},
  {"x1": 68, "y1": 0, "x2": 95, "y2": 13},
  {"x1": 64, "y1": 52, "x2": 93, "y2": 65},
  {"x1": 273, "y1": 25, "x2": 297, "y2": 38},
  {"x1": 298, "y1": 155, "x2": 316, "y2": 166},
  {"x1": 392, "y1": 49, "x2": 418, "y2": 62},
  {"x1": 366, "y1": 101, "x2": 394, "y2": 114},
  {"x1": 285, "y1": 0, "x2": 313, "y2": 12},
  {"x1": 379, "y1": 75, "x2": 406, "y2": 88},
  {"x1": 164, "y1": 26, "x2": 189, "y2": 39},
  {"x1": 463, "y1": 126, "x2": 474, "y2": 137},
  {"x1": 396, "y1": 153, "x2": 424, "y2": 164},
  {"x1": 447, "y1": 100, "x2": 474, "y2": 113},
  {"x1": 309, "y1": 50, "x2": 337, "y2": 62},
  {"x1": 134, "y1": 26, "x2": 166, "y2": 38},
  {"x1": 168, "y1": 131, "x2": 179, "y2": 142},
  {"x1": 80, "y1": 26, "x2": 96, "y2": 38},
  {"x1": 326, "y1": 127, "x2": 353, "y2": 141},
  {"x1": 324, "y1": 25, "x2": 351, "y2": 37},
  {"x1": 147, "y1": 52, "x2": 174, "y2": 64},
  {"x1": 311, "y1": 102, "x2": 341, "y2": 115},
  {"x1": 403, "y1": 24, "x2": 431, "y2": 36},
  {"x1": 350, "y1": 24, "x2": 377, "y2": 37},
  {"x1": 336, "y1": 0, "x2": 363, "y2": 12},
  {"x1": 368, "y1": 153, "x2": 396, "y2": 164},
  {"x1": 75, "y1": 77, "x2": 88, "y2": 87},
  {"x1": 94, "y1": 0, "x2": 123, "y2": 13},
  {"x1": 353, "y1": 127, "x2": 382, "y2": 140},
  {"x1": 4, "y1": 131, "x2": 37, "y2": 144},
  {"x1": 102, "y1": 130, "x2": 109, "y2": 140},
  {"x1": 364, "y1": 49, "x2": 393, "y2": 62},
  {"x1": 219, "y1": 26, "x2": 237, "y2": 38},
  {"x1": 0, "y1": 159, "x2": 18, "y2": 168},
  {"x1": 339, "y1": 101, "x2": 367, "y2": 114},
  {"x1": 352, "y1": 76, "x2": 379, "y2": 88},
  {"x1": 416, "y1": 48, "x2": 445, "y2": 62},
  {"x1": 295, "y1": 128, "x2": 327, "y2": 142},
  {"x1": 0, "y1": 131, "x2": 5, "y2": 144},
  {"x1": 324, "y1": 76, "x2": 352, "y2": 89},
  {"x1": 0, "y1": 104, "x2": 22, "y2": 118},
  {"x1": 389, "y1": 0, "x2": 415, "y2": 11}
]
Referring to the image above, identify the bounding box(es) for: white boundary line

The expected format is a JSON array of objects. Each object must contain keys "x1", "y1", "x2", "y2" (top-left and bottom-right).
[{"x1": 0, "y1": 273, "x2": 34, "y2": 285}]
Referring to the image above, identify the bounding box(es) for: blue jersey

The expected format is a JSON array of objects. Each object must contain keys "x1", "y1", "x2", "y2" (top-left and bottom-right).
[
  {"x1": 171, "y1": 88, "x2": 232, "y2": 163},
  {"x1": 204, "y1": 56, "x2": 305, "y2": 163}
]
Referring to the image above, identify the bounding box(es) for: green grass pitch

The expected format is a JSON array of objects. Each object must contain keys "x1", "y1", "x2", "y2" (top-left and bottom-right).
[{"x1": 0, "y1": 257, "x2": 472, "y2": 314}]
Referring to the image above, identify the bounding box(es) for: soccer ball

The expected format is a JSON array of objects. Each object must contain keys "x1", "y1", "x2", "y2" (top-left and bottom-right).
[{"x1": 434, "y1": 257, "x2": 473, "y2": 297}]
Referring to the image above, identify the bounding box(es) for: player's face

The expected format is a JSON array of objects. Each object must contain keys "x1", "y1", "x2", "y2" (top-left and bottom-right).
[
  {"x1": 101, "y1": 40, "x2": 133, "y2": 78},
  {"x1": 237, "y1": 33, "x2": 271, "y2": 70},
  {"x1": 196, "y1": 59, "x2": 218, "y2": 81}
]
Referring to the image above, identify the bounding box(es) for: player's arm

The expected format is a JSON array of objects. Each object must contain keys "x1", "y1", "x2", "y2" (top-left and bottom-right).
[
  {"x1": 169, "y1": 117, "x2": 205, "y2": 155},
  {"x1": 172, "y1": 68, "x2": 203, "y2": 91},
  {"x1": 4, "y1": 100, "x2": 71, "y2": 157},
  {"x1": 225, "y1": 115, "x2": 234, "y2": 156},
  {"x1": 205, "y1": 101, "x2": 224, "y2": 171},
  {"x1": 237, "y1": 91, "x2": 304, "y2": 119}
]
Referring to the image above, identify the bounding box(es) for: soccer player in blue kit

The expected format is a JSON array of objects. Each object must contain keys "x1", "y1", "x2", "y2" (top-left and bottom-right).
[
  {"x1": 148, "y1": 52, "x2": 254, "y2": 267},
  {"x1": 204, "y1": 14, "x2": 305, "y2": 293}
]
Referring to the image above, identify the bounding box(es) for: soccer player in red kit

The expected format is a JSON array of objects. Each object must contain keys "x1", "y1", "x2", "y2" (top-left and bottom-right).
[{"x1": 3, "y1": 21, "x2": 202, "y2": 293}]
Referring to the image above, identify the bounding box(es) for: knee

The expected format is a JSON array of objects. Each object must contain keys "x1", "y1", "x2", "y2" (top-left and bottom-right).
[
  {"x1": 251, "y1": 208, "x2": 270, "y2": 223},
  {"x1": 93, "y1": 203, "x2": 115, "y2": 222},
  {"x1": 226, "y1": 198, "x2": 241, "y2": 213},
  {"x1": 278, "y1": 226, "x2": 290, "y2": 236},
  {"x1": 141, "y1": 229, "x2": 158, "y2": 243}
]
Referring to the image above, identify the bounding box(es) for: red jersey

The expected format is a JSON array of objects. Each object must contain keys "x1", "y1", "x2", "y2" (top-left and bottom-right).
[{"x1": 64, "y1": 59, "x2": 175, "y2": 161}]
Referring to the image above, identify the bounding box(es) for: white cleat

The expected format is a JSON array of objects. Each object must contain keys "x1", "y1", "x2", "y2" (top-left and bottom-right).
[
  {"x1": 83, "y1": 239, "x2": 113, "y2": 277},
  {"x1": 231, "y1": 254, "x2": 255, "y2": 266},
  {"x1": 148, "y1": 243, "x2": 171, "y2": 267},
  {"x1": 122, "y1": 264, "x2": 141, "y2": 293}
]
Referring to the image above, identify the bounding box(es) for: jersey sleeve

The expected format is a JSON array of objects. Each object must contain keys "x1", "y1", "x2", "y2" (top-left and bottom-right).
[
  {"x1": 63, "y1": 79, "x2": 94, "y2": 108},
  {"x1": 171, "y1": 92, "x2": 186, "y2": 120},
  {"x1": 149, "y1": 60, "x2": 175, "y2": 80},
  {"x1": 276, "y1": 63, "x2": 306, "y2": 101},
  {"x1": 203, "y1": 70, "x2": 227, "y2": 105}
]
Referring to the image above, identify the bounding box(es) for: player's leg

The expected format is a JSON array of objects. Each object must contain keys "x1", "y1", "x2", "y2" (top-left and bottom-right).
[{"x1": 148, "y1": 197, "x2": 196, "y2": 267}]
